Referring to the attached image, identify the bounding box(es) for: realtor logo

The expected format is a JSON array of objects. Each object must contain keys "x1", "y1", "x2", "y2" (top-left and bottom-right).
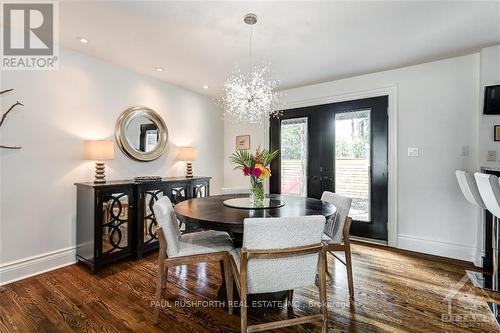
[
  {"x1": 2, "y1": 2, "x2": 59, "y2": 70},
  {"x1": 440, "y1": 274, "x2": 497, "y2": 330}
]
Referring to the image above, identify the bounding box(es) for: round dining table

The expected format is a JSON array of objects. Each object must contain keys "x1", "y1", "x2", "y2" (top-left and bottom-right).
[
  {"x1": 175, "y1": 194, "x2": 337, "y2": 247},
  {"x1": 174, "y1": 194, "x2": 336, "y2": 312}
]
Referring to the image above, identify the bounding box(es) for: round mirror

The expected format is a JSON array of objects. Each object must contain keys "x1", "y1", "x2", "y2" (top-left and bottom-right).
[{"x1": 115, "y1": 106, "x2": 168, "y2": 161}]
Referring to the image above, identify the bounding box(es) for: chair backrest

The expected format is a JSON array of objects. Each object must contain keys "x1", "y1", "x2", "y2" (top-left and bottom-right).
[
  {"x1": 475, "y1": 173, "x2": 500, "y2": 218},
  {"x1": 241, "y1": 215, "x2": 325, "y2": 294},
  {"x1": 221, "y1": 187, "x2": 250, "y2": 195},
  {"x1": 321, "y1": 191, "x2": 352, "y2": 243},
  {"x1": 153, "y1": 196, "x2": 180, "y2": 257},
  {"x1": 455, "y1": 170, "x2": 486, "y2": 209}
]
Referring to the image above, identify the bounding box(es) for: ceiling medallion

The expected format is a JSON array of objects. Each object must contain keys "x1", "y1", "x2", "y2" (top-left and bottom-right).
[{"x1": 219, "y1": 13, "x2": 283, "y2": 125}]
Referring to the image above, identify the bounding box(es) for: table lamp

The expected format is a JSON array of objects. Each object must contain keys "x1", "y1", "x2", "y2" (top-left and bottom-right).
[
  {"x1": 84, "y1": 140, "x2": 115, "y2": 183},
  {"x1": 177, "y1": 147, "x2": 198, "y2": 178}
]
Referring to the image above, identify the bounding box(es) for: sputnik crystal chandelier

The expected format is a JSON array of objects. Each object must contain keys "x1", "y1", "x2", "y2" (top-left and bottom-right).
[{"x1": 219, "y1": 13, "x2": 282, "y2": 125}]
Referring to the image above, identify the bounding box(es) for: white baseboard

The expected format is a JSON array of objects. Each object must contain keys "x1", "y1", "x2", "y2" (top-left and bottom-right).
[
  {"x1": 397, "y1": 234, "x2": 475, "y2": 263},
  {"x1": 350, "y1": 236, "x2": 388, "y2": 246},
  {"x1": 0, "y1": 246, "x2": 76, "y2": 286},
  {"x1": 473, "y1": 253, "x2": 484, "y2": 268}
]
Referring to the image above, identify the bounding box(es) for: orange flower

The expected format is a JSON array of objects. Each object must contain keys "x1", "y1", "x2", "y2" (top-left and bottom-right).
[{"x1": 259, "y1": 166, "x2": 270, "y2": 180}]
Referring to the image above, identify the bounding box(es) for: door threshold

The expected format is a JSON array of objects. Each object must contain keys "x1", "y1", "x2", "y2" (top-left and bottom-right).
[{"x1": 350, "y1": 236, "x2": 388, "y2": 246}]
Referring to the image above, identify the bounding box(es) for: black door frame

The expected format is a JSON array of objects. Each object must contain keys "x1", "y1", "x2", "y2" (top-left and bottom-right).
[{"x1": 270, "y1": 96, "x2": 389, "y2": 241}]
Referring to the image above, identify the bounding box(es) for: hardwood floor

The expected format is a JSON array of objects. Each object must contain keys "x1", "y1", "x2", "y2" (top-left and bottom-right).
[{"x1": 1, "y1": 242, "x2": 499, "y2": 332}]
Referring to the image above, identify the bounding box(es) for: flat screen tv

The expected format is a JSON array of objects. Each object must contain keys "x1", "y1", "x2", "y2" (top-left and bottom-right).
[{"x1": 484, "y1": 84, "x2": 500, "y2": 115}]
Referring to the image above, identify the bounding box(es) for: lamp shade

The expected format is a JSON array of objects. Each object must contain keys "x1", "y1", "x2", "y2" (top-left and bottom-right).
[
  {"x1": 84, "y1": 140, "x2": 115, "y2": 161},
  {"x1": 177, "y1": 147, "x2": 198, "y2": 161}
]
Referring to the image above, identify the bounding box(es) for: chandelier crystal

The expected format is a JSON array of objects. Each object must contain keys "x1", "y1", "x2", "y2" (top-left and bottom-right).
[{"x1": 219, "y1": 14, "x2": 282, "y2": 125}]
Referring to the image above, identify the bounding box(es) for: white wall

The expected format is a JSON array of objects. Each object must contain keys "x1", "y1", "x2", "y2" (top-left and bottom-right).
[
  {"x1": 479, "y1": 45, "x2": 500, "y2": 168},
  {"x1": 0, "y1": 48, "x2": 223, "y2": 284},
  {"x1": 224, "y1": 54, "x2": 480, "y2": 262},
  {"x1": 224, "y1": 122, "x2": 268, "y2": 189}
]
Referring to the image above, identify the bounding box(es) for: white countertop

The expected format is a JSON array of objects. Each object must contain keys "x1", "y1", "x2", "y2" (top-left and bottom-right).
[{"x1": 481, "y1": 166, "x2": 500, "y2": 172}]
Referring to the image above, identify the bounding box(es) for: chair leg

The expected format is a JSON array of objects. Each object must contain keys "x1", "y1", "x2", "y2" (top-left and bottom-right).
[
  {"x1": 162, "y1": 266, "x2": 168, "y2": 290},
  {"x1": 324, "y1": 251, "x2": 329, "y2": 275},
  {"x1": 319, "y1": 250, "x2": 328, "y2": 333},
  {"x1": 153, "y1": 261, "x2": 165, "y2": 324},
  {"x1": 223, "y1": 255, "x2": 233, "y2": 315},
  {"x1": 241, "y1": 292, "x2": 248, "y2": 333},
  {"x1": 287, "y1": 289, "x2": 294, "y2": 309},
  {"x1": 345, "y1": 244, "x2": 354, "y2": 301}
]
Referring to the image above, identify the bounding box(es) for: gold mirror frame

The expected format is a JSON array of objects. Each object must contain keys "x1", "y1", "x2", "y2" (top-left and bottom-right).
[{"x1": 115, "y1": 106, "x2": 168, "y2": 162}]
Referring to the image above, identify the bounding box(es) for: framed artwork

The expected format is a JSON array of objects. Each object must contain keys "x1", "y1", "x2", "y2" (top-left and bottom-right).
[
  {"x1": 495, "y1": 126, "x2": 500, "y2": 142},
  {"x1": 236, "y1": 135, "x2": 250, "y2": 150}
]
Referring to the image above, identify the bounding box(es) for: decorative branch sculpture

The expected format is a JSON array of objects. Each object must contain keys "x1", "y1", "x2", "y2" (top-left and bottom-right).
[{"x1": 0, "y1": 88, "x2": 23, "y2": 150}]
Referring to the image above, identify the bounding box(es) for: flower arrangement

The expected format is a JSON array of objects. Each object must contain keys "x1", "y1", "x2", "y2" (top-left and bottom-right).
[{"x1": 230, "y1": 147, "x2": 279, "y2": 207}]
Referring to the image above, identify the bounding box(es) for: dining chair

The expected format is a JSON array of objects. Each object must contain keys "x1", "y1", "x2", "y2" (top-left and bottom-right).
[
  {"x1": 152, "y1": 196, "x2": 235, "y2": 324},
  {"x1": 229, "y1": 215, "x2": 328, "y2": 333},
  {"x1": 221, "y1": 187, "x2": 250, "y2": 195},
  {"x1": 320, "y1": 191, "x2": 354, "y2": 301}
]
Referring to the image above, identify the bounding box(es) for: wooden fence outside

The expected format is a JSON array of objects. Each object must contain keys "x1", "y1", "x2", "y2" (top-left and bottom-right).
[
  {"x1": 281, "y1": 159, "x2": 369, "y2": 199},
  {"x1": 335, "y1": 159, "x2": 369, "y2": 199},
  {"x1": 281, "y1": 159, "x2": 305, "y2": 196}
]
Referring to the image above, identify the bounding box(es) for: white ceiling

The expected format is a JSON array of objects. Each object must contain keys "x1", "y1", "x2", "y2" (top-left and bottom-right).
[{"x1": 59, "y1": 1, "x2": 500, "y2": 97}]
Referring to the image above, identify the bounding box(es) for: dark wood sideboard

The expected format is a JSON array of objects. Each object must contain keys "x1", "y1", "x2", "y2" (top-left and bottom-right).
[{"x1": 74, "y1": 177, "x2": 211, "y2": 273}]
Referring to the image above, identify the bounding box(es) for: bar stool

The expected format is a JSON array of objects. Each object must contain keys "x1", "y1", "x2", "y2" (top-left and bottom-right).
[
  {"x1": 474, "y1": 173, "x2": 500, "y2": 321},
  {"x1": 456, "y1": 171, "x2": 492, "y2": 288},
  {"x1": 456, "y1": 170, "x2": 486, "y2": 209},
  {"x1": 455, "y1": 170, "x2": 491, "y2": 278}
]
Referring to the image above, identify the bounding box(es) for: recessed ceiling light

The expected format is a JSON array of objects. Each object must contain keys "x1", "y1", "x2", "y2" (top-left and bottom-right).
[
  {"x1": 203, "y1": 85, "x2": 209, "y2": 90},
  {"x1": 77, "y1": 37, "x2": 89, "y2": 44},
  {"x1": 155, "y1": 67, "x2": 164, "y2": 72}
]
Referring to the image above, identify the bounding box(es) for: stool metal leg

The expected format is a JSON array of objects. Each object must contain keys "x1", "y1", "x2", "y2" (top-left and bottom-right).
[
  {"x1": 466, "y1": 215, "x2": 500, "y2": 294},
  {"x1": 493, "y1": 216, "x2": 499, "y2": 290},
  {"x1": 470, "y1": 215, "x2": 500, "y2": 324},
  {"x1": 492, "y1": 216, "x2": 499, "y2": 319}
]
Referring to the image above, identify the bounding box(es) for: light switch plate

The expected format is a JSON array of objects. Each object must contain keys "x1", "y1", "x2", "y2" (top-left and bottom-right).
[
  {"x1": 488, "y1": 150, "x2": 497, "y2": 161},
  {"x1": 408, "y1": 147, "x2": 419, "y2": 157},
  {"x1": 461, "y1": 145, "x2": 470, "y2": 157}
]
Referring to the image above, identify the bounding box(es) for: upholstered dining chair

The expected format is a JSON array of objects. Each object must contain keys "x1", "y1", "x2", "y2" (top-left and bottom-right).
[
  {"x1": 152, "y1": 196, "x2": 234, "y2": 324},
  {"x1": 320, "y1": 191, "x2": 354, "y2": 301},
  {"x1": 229, "y1": 216, "x2": 328, "y2": 333}
]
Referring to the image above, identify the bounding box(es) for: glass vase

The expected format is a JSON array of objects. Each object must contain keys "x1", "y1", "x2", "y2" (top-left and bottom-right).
[{"x1": 250, "y1": 177, "x2": 265, "y2": 208}]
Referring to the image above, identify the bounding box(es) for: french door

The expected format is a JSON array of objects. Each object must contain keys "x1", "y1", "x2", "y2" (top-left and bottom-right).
[{"x1": 270, "y1": 96, "x2": 388, "y2": 241}]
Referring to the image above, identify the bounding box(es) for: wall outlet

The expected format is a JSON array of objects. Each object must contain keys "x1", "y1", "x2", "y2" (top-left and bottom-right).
[
  {"x1": 487, "y1": 150, "x2": 497, "y2": 161},
  {"x1": 407, "y1": 147, "x2": 419, "y2": 157}
]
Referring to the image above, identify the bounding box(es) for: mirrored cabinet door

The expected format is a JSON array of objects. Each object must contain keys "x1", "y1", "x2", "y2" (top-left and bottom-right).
[
  {"x1": 167, "y1": 182, "x2": 190, "y2": 204},
  {"x1": 142, "y1": 189, "x2": 164, "y2": 245},
  {"x1": 95, "y1": 187, "x2": 134, "y2": 262},
  {"x1": 192, "y1": 180, "x2": 210, "y2": 198},
  {"x1": 137, "y1": 184, "x2": 171, "y2": 258}
]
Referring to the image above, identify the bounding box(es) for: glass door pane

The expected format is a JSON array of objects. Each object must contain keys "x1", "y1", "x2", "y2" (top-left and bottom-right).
[
  {"x1": 335, "y1": 110, "x2": 371, "y2": 222},
  {"x1": 280, "y1": 118, "x2": 308, "y2": 196}
]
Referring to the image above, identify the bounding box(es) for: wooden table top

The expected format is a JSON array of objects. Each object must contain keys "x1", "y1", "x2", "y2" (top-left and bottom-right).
[{"x1": 174, "y1": 194, "x2": 336, "y2": 234}]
